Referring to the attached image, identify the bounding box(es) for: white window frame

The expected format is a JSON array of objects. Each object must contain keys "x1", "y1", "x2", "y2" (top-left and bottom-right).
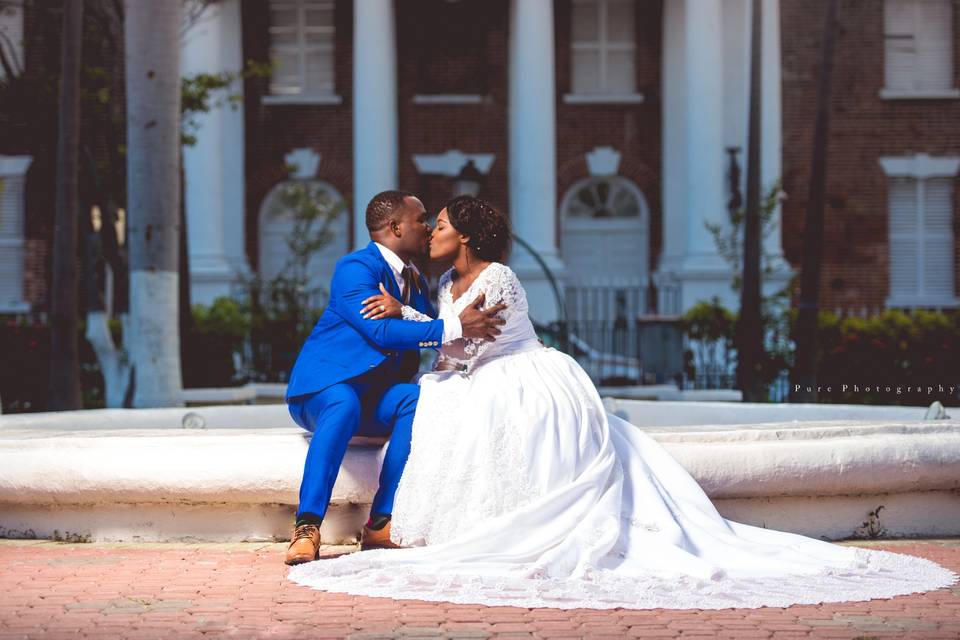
[
  {"x1": 262, "y1": 0, "x2": 341, "y2": 106},
  {"x1": 880, "y1": 0, "x2": 959, "y2": 99},
  {"x1": 0, "y1": 1, "x2": 24, "y2": 81},
  {"x1": 0, "y1": 155, "x2": 33, "y2": 314},
  {"x1": 880, "y1": 153, "x2": 960, "y2": 308},
  {"x1": 565, "y1": 0, "x2": 644, "y2": 105}
]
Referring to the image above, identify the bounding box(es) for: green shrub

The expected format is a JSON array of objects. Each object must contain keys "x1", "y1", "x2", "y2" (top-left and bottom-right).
[
  {"x1": 681, "y1": 302, "x2": 960, "y2": 405},
  {"x1": 815, "y1": 308, "x2": 959, "y2": 405},
  {"x1": 681, "y1": 297, "x2": 788, "y2": 394},
  {"x1": 182, "y1": 298, "x2": 249, "y2": 388}
]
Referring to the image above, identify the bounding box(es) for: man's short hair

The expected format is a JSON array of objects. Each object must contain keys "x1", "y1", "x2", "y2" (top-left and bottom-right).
[{"x1": 366, "y1": 190, "x2": 415, "y2": 232}]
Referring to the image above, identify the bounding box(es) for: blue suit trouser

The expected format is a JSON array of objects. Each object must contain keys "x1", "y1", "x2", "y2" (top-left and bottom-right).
[{"x1": 287, "y1": 363, "x2": 419, "y2": 522}]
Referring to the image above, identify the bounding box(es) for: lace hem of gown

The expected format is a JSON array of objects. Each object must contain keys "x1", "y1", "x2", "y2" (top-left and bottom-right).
[
  {"x1": 288, "y1": 545, "x2": 957, "y2": 610},
  {"x1": 287, "y1": 264, "x2": 960, "y2": 610}
]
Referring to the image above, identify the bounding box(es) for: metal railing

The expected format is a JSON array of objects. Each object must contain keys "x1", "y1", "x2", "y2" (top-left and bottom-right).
[{"x1": 542, "y1": 282, "x2": 683, "y2": 386}]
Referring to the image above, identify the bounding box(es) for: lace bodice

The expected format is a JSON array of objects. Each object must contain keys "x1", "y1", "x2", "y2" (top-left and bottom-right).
[{"x1": 434, "y1": 263, "x2": 541, "y2": 374}]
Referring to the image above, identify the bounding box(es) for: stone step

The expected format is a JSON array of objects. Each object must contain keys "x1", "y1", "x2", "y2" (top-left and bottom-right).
[{"x1": 1, "y1": 414, "x2": 959, "y2": 543}]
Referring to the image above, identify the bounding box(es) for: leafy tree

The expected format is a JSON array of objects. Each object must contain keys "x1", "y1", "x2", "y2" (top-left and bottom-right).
[{"x1": 241, "y1": 181, "x2": 345, "y2": 381}]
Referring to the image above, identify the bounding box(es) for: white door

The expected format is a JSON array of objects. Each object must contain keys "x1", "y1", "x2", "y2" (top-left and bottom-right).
[
  {"x1": 561, "y1": 176, "x2": 649, "y2": 289},
  {"x1": 560, "y1": 176, "x2": 651, "y2": 381}
]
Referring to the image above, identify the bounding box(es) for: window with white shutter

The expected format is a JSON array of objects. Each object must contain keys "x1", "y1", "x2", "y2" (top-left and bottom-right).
[
  {"x1": 882, "y1": 0, "x2": 959, "y2": 98},
  {"x1": 265, "y1": 0, "x2": 338, "y2": 104},
  {"x1": 567, "y1": 0, "x2": 643, "y2": 103},
  {"x1": 0, "y1": 1, "x2": 24, "y2": 80},
  {"x1": 881, "y1": 154, "x2": 959, "y2": 308},
  {"x1": 0, "y1": 156, "x2": 32, "y2": 313}
]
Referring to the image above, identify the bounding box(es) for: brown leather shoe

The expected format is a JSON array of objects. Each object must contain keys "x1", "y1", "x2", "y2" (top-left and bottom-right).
[
  {"x1": 361, "y1": 520, "x2": 400, "y2": 550},
  {"x1": 285, "y1": 523, "x2": 321, "y2": 565}
]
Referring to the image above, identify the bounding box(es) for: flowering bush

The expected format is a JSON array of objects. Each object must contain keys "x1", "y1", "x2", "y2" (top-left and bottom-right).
[{"x1": 816, "y1": 308, "x2": 959, "y2": 405}]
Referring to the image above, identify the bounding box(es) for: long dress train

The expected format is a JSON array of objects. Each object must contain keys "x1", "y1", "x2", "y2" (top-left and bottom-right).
[{"x1": 288, "y1": 262, "x2": 957, "y2": 609}]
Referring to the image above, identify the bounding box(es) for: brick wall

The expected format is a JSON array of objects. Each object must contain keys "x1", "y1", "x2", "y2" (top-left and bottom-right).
[
  {"x1": 241, "y1": 0, "x2": 354, "y2": 268},
  {"x1": 555, "y1": 0, "x2": 663, "y2": 273},
  {"x1": 396, "y1": 0, "x2": 509, "y2": 230},
  {"x1": 13, "y1": 0, "x2": 959, "y2": 314},
  {"x1": 780, "y1": 0, "x2": 960, "y2": 312},
  {"x1": 8, "y1": 1, "x2": 126, "y2": 312}
]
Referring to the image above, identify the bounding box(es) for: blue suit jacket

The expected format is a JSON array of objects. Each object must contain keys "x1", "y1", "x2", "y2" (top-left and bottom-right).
[{"x1": 285, "y1": 242, "x2": 444, "y2": 400}]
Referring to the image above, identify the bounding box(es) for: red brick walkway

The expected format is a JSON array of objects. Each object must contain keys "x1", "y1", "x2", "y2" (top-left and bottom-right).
[{"x1": 0, "y1": 539, "x2": 958, "y2": 639}]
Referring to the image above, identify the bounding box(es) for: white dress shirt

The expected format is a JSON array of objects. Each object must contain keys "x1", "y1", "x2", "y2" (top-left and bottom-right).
[{"x1": 374, "y1": 242, "x2": 462, "y2": 344}]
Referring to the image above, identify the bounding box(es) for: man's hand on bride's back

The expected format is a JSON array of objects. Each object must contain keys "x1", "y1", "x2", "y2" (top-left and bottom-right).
[
  {"x1": 360, "y1": 283, "x2": 403, "y2": 320},
  {"x1": 459, "y1": 293, "x2": 507, "y2": 341}
]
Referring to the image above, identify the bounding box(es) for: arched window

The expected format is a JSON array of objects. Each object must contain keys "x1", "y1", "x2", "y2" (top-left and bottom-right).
[
  {"x1": 560, "y1": 175, "x2": 649, "y2": 286},
  {"x1": 258, "y1": 179, "x2": 347, "y2": 299}
]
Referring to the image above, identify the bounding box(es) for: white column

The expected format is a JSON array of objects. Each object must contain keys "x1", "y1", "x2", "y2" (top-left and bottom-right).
[
  {"x1": 656, "y1": 0, "x2": 734, "y2": 313},
  {"x1": 760, "y1": 0, "x2": 792, "y2": 290},
  {"x1": 353, "y1": 0, "x2": 398, "y2": 250},
  {"x1": 508, "y1": 0, "x2": 563, "y2": 324},
  {"x1": 659, "y1": 0, "x2": 687, "y2": 277},
  {"x1": 681, "y1": 0, "x2": 729, "y2": 275},
  {"x1": 181, "y1": 0, "x2": 248, "y2": 305}
]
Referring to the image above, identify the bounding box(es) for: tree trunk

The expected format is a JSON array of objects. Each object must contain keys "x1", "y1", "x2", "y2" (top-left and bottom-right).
[
  {"x1": 124, "y1": 0, "x2": 183, "y2": 407},
  {"x1": 790, "y1": 0, "x2": 838, "y2": 403},
  {"x1": 49, "y1": 0, "x2": 84, "y2": 411},
  {"x1": 736, "y1": 0, "x2": 765, "y2": 403},
  {"x1": 179, "y1": 153, "x2": 193, "y2": 388}
]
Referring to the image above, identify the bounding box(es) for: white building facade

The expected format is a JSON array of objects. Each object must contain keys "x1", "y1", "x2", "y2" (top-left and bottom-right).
[{"x1": 179, "y1": 0, "x2": 794, "y2": 322}]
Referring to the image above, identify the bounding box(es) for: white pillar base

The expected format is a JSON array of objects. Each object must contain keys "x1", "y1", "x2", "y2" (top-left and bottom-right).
[
  {"x1": 509, "y1": 253, "x2": 566, "y2": 326},
  {"x1": 188, "y1": 256, "x2": 245, "y2": 305},
  {"x1": 656, "y1": 254, "x2": 793, "y2": 314}
]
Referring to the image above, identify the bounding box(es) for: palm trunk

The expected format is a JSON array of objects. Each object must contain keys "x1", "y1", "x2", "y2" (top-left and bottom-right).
[
  {"x1": 790, "y1": 0, "x2": 838, "y2": 403},
  {"x1": 736, "y1": 0, "x2": 765, "y2": 402},
  {"x1": 124, "y1": 0, "x2": 183, "y2": 407},
  {"x1": 49, "y1": 0, "x2": 84, "y2": 411}
]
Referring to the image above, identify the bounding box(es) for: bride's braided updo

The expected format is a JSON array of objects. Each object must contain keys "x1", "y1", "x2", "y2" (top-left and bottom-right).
[{"x1": 444, "y1": 195, "x2": 512, "y2": 263}]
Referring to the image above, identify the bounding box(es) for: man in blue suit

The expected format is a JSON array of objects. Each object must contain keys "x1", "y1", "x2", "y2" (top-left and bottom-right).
[{"x1": 284, "y1": 190, "x2": 506, "y2": 564}]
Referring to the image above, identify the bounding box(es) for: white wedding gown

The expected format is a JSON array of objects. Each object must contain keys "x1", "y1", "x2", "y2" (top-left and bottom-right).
[{"x1": 288, "y1": 262, "x2": 957, "y2": 609}]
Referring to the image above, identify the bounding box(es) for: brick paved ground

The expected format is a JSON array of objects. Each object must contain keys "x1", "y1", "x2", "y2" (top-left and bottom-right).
[{"x1": 0, "y1": 539, "x2": 958, "y2": 639}]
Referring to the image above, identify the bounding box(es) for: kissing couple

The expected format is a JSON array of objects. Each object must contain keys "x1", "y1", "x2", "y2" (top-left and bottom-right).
[{"x1": 283, "y1": 191, "x2": 955, "y2": 609}]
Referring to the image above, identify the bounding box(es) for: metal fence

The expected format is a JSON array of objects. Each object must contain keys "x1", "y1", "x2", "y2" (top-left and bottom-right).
[
  {"x1": 548, "y1": 282, "x2": 683, "y2": 386},
  {"x1": 680, "y1": 329, "x2": 795, "y2": 401}
]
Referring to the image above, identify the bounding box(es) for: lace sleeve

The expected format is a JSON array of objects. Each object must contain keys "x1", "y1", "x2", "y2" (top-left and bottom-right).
[
  {"x1": 401, "y1": 306, "x2": 432, "y2": 322},
  {"x1": 460, "y1": 264, "x2": 527, "y2": 365}
]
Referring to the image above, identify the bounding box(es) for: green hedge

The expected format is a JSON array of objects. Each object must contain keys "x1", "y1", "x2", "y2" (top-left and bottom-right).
[
  {"x1": 183, "y1": 294, "x2": 324, "y2": 386},
  {"x1": 681, "y1": 302, "x2": 960, "y2": 406},
  {"x1": 816, "y1": 308, "x2": 959, "y2": 405},
  {"x1": 182, "y1": 297, "x2": 249, "y2": 388}
]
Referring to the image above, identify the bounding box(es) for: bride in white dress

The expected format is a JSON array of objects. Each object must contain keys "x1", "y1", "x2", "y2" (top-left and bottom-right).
[{"x1": 288, "y1": 196, "x2": 957, "y2": 610}]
